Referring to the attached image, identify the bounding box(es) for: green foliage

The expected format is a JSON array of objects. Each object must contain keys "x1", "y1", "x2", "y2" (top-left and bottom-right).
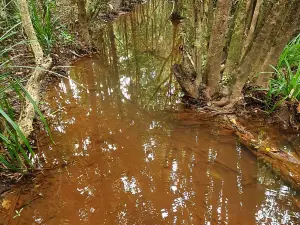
[
  {"x1": 265, "y1": 61, "x2": 300, "y2": 111},
  {"x1": 0, "y1": 0, "x2": 19, "y2": 25},
  {"x1": 30, "y1": 0, "x2": 58, "y2": 53},
  {"x1": 0, "y1": 24, "x2": 50, "y2": 171},
  {"x1": 265, "y1": 34, "x2": 300, "y2": 112},
  {"x1": 278, "y1": 34, "x2": 300, "y2": 69},
  {"x1": 58, "y1": 27, "x2": 74, "y2": 45}
]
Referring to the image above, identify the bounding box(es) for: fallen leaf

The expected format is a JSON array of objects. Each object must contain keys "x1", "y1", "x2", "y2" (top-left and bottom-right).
[
  {"x1": 230, "y1": 118, "x2": 237, "y2": 124},
  {"x1": 297, "y1": 103, "x2": 300, "y2": 114},
  {"x1": 266, "y1": 147, "x2": 271, "y2": 151},
  {"x1": 2, "y1": 199, "x2": 11, "y2": 210},
  {"x1": 34, "y1": 184, "x2": 41, "y2": 189}
]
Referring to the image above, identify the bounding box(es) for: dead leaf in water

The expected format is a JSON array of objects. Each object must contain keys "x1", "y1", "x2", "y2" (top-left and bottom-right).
[
  {"x1": 211, "y1": 170, "x2": 222, "y2": 181},
  {"x1": 230, "y1": 118, "x2": 237, "y2": 124},
  {"x1": 34, "y1": 184, "x2": 41, "y2": 189},
  {"x1": 2, "y1": 199, "x2": 11, "y2": 210}
]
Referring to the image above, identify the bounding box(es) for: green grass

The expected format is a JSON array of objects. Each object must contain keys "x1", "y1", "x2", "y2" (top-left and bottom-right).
[
  {"x1": 0, "y1": 23, "x2": 50, "y2": 172},
  {"x1": 278, "y1": 34, "x2": 300, "y2": 69},
  {"x1": 30, "y1": 0, "x2": 58, "y2": 53},
  {"x1": 0, "y1": 0, "x2": 19, "y2": 25},
  {"x1": 264, "y1": 34, "x2": 300, "y2": 111}
]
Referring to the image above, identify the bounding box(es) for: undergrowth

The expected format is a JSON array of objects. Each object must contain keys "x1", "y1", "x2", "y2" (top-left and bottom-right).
[
  {"x1": 0, "y1": 22, "x2": 49, "y2": 172},
  {"x1": 30, "y1": 0, "x2": 58, "y2": 53},
  {"x1": 264, "y1": 34, "x2": 300, "y2": 111}
]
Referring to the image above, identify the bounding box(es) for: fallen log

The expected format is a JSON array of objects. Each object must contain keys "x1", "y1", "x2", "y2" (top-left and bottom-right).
[{"x1": 226, "y1": 115, "x2": 300, "y2": 192}]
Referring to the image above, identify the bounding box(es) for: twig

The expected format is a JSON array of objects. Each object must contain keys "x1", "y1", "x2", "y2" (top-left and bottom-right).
[
  {"x1": 68, "y1": 50, "x2": 84, "y2": 58},
  {"x1": 6, "y1": 188, "x2": 21, "y2": 225},
  {"x1": 244, "y1": 95, "x2": 265, "y2": 104}
]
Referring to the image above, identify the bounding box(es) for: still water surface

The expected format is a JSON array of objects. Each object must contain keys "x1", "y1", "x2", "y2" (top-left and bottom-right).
[
  {"x1": 1, "y1": 0, "x2": 300, "y2": 224},
  {"x1": 12, "y1": 57, "x2": 299, "y2": 224}
]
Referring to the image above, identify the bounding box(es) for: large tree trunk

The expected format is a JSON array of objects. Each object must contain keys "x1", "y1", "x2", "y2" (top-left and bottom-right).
[
  {"x1": 242, "y1": 0, "x2": 262, "y2": 59},
  {"x1": 205, "y1": 0, "x2": 232, "y2": 93},
  {"x1": 221, "y1": 0, "x2": 248, "y2": 96},
  {"x1": 231, "y1": 0, "x2": 300, "y2": 98},
  {"x1": 256, "y1": 0, "x2": 300, "y2": 87},
  {"x1": 173, "y1": 0, "x2": 300, "y2": 106},
  {"x1": 77, "y1": 0, "x2": 91, "y2": 47},
  {"x1": 17, "y1": 0, "x2": 52, "y2": 138}
]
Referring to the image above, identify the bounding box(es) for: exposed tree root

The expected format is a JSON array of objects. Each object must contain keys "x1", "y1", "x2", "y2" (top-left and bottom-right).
[
  {"x1": 172, "y1": 63, "x2": 209, "y2": 106},
  {"x1": 212, "y1": 97, "x2": 230, "y2": 107}
]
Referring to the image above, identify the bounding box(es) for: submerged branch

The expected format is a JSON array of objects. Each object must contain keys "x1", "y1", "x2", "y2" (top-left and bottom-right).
[{"x1": 227, "y1": 115, "x2": 300, "y2": 192}]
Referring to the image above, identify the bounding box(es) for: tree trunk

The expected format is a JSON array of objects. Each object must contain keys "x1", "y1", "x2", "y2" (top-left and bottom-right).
[
  {"x1": 17, "y1": 0, "x2": 52, "y2": 138},
  {"x1": 205, "y1": 0, "x2": 232, "y2": 93},
  {"x1": 173, "y1": 0, "x2": 299, "y2": 105},
  {"x1": 242, "y1": 0, "x2": 262, "y2": 59},
  {"x1": 193, "y1": 0, "x2": 205, "y2": 85},
  {"x1": 17, "y1": 0, "x2": 43, "y2": 63},
  {"x1": 256, "y1": 0, "x2": 300, "y2": 87},
  {"x1": 231, "y1": 0, "x2": 292, "y2": 98},
  {"x1": 222, "y1": 0, "x2": 248, "y2": 96},
  {"x1": 77, "y1": 0, "x2": 91, "y2": 47}
]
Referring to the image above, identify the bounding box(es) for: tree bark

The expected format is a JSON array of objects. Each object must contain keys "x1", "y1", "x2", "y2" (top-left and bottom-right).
[
  {"x1": 17, "y1": 0, "x2": 43, "y2": 64},
  {"x1": 231, "y1": 0, "x2": 290, "y2": 98},
  {"x1": 17, "y1": 0, "x2": 52, "y2": 138},
  {"x1": 172, "y1": 0, "x2": 299, "y2": 105},
  {"x1": 222, "y1": 0, "x2": 248, "y2": 96},
  {"x1": 172, "y1": 64, "x2": 199, "y2": 99},
  {"x1": 242, "y1": 0, "x2": 262, "y2": 59},
  {"x1": 228, "y1": 116, "x2": 300, "y2": 193},
  {"x1": 256, "y1": 0, "x2": 300, "y2": 87},
  {"x1": 77, "y1": 0, "x2": 91, "y2": 47},
  {"x1": 193, "y1": 0, "x2": 206, "y2": 85},
  {"x1": 205, "y1": 0, "x2": 232, "y2": 93}
]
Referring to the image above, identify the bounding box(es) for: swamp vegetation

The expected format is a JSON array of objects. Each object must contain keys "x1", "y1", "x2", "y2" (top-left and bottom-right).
[{"x1": 0, "y1": 0, "x2": 300, "y2": 224}]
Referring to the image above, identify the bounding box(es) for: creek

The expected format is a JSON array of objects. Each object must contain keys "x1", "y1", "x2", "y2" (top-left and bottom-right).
[{"x1": 1, "y1": 0, "x2": 299, "y2": 224}]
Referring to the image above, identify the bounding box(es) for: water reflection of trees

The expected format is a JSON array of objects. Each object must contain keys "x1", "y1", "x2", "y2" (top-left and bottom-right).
[
  {"x1": 38, "y1": 0, "x2": 300, "y2": 224},
  {"x1": 43, "y1": 56, "x2": 299, "y2": 224},
  {"x1": 92, "y1": 0, "x2": 182, "y2": 110}
]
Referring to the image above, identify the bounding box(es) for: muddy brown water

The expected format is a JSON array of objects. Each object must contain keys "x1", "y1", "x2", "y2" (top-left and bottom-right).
[{"x1": 1, "y1": 0, "x2": 300, "y2": 224}]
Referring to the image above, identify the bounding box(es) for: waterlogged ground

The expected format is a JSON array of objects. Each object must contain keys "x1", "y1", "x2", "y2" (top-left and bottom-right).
[{"x1": 1, "y1": 0, "x2": 300, "y2": 224}]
